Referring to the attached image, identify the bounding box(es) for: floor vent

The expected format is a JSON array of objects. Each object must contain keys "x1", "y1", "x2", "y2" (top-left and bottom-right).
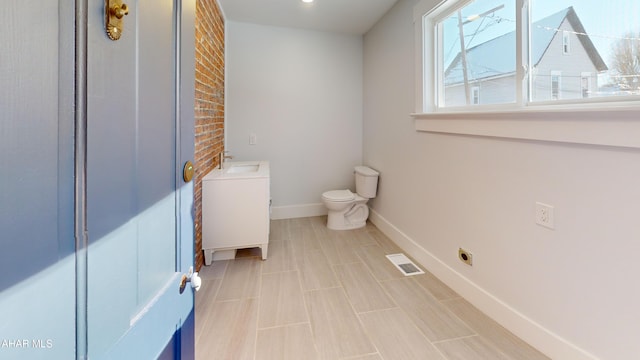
[{"x1": 386, "y1": 253, "x2": 424, "y2": 276}]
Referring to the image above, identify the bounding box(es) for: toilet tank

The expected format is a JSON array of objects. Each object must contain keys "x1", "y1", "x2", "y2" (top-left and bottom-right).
[{"x1": 355, "y1": 166, "x2": 379, "y2": 198}]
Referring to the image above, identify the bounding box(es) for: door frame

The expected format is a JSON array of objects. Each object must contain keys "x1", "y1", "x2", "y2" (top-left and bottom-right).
[{"x1": 74, "y1": 0, "x2": 89, "y2": 356}]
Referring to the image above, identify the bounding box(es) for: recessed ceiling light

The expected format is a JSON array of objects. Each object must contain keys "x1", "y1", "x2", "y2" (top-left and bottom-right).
[{"x1": 302, "y1": 0, "x2": 314, "y2": 3}]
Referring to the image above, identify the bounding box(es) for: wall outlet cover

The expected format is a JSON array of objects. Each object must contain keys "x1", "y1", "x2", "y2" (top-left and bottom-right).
[{"x1": 535, "y1": 202, "x2": 555, "y2": 229}]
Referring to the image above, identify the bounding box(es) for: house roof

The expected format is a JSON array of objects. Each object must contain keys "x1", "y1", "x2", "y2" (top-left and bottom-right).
[{"x1": 445, "y1": 7, "x2": 608, "y2": 85}]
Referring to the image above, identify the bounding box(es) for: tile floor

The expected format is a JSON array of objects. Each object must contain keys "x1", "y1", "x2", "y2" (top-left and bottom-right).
[{"x1": 195, "y1": 216, "x2": 549, "y2": 360}]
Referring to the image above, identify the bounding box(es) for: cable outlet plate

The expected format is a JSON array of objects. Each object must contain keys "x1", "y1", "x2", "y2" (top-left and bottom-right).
[
  {"x1": 458, "y1": 248, "x2": 473, "y2": 266},
  {"x1": 535, "y1": 202, "x2": 555, "y2": 229}
]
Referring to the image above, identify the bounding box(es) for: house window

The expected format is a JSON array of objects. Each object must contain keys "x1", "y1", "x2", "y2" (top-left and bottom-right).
[
  {"x1": 551, "y1": 71, "x2": 561, "y2": 100},
  {"x1": 436, "y1": 0, "x2": 515, "y2": 108},
  {"x1": 562, "y1": 31, "x2": 571, "y2": 55},
  {"x1": 472, "y1": 86, "x2": 480, "y2": 104},
  {"x1": 422, "y1": 0, "x2": 640, "y2": 111},
  {"x1": 581, "y1": 72, "x2": 591, "y2": 98}
]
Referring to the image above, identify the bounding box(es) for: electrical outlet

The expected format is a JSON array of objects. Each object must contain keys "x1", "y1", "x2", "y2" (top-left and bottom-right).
[
  {"x1": 535, "y1": 202, "x2": 555, "y2": 229},
  {"x1": 249, "y1": 133, "x2": 257, "y2": 145},
  {"x1": 458, "y1": 248, "x2": 473, "y2": 266}
]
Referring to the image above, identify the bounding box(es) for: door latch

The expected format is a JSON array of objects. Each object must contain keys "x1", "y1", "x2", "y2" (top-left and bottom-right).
[
  {"x1": 105, "y1": 0, "x2": 129, "y2": 41},
  {"x1": 179, "y1": 266, "x2": 201, "y2": 293}
]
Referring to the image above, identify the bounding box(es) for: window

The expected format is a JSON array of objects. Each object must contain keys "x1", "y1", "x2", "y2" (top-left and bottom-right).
[
  {"x1": 581, "y1": 72, "x2": 592, "y2": 98},
  {"x1": 562, "y1": 31, "x2": 571, "y2": 55},
  {"x1": 551, "y1": 71, "x2": 561, "y2": 100},
  {"x1": 436, "y1": 0, "x2": 515, "y2": 107},
  {"x1": 472, "y1": 86, "x2": 480, "y2": 104},
  {"x1": 424, "y1": 0, "x2": 640, "y2": 111}
]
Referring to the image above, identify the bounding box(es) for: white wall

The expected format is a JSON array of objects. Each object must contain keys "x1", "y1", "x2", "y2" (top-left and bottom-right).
[
  {"x1": 364, "y1": 1, "x2": 640, "y2": 359},
  {"x1": 226, "y1": 21, "x2": 363, "y2": 218}
]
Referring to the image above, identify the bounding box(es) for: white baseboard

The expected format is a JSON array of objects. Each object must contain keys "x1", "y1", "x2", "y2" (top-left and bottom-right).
[
  {"x1": 368, "y1": 209, "x2": 597, "y2": 360},
  {"x1": 271, "y1": 203, "x2": 327, "y2": 220}
]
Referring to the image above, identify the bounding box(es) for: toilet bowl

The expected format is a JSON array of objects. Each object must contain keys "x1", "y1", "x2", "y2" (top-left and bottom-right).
[{"x1": 322, "y1": 166, "x2": 379, "y2": 230}]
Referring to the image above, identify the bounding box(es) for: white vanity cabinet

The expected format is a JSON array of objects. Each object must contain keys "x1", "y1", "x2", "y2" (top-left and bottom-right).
[{"x1": 202, "y1": 161, "x2": 270, "y2": 265}]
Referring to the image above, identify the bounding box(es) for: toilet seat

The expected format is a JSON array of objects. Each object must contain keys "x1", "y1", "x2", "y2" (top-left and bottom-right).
[{"x1": 322, "y1": 190, "x2": 355, "y2": 202}]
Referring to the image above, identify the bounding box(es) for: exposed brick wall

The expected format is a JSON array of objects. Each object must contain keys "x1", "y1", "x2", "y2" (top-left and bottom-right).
[{"x1": 194, "y1": 0, "x2": 224, "y2": 271}]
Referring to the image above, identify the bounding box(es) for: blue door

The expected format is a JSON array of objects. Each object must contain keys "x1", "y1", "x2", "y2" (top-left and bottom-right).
[
  {"x1": 85, "y1": 0, "x2": 196, "y2": 358},
  {"x1": 0, "y1": 0, "x2": 196, "y2": 358}
]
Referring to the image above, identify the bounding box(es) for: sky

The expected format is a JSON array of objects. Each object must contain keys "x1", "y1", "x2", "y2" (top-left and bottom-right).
[{"x1": 441, "y1": 0, "x2": 640, "y2": 72}]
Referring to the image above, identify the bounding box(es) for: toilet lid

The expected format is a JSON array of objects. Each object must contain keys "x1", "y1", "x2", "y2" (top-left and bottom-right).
[{"x1": 322, "y1": 190, "x2": 355, "y2": 202}]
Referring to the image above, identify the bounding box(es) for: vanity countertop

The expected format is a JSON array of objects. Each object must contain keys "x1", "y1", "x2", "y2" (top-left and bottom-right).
[{"x1": 203, "y1": 160, "x2": 269, "y2": 180}]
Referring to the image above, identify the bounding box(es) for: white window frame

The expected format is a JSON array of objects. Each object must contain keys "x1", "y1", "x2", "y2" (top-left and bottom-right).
[
  {"x1": 425, "y1": 0, "x2": 528, "y2": 112},
  {"x1": 412, "y1": 0, "x2": 640, "y2": 150}
]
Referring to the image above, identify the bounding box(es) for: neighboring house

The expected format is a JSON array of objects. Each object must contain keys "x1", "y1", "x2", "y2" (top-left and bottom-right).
[{"x1": 444, "y1": 7, "x2": 608, "y2": 106}]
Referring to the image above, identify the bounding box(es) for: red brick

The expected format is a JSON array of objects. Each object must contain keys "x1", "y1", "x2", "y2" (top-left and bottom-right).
[{"x1": 194, "y1": 0, "x2": 224, "y2": 271}]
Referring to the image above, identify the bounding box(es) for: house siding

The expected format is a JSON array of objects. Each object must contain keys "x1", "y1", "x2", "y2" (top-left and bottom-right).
[
  {"x1": 532, "y1": 19, "x2": 600, "y2": 101},
  {"x1": 444, "y1": 13, "x2": 600, "y2": 105},
  {"x1": 444, "y1": 76, "x2": 515, "y2": 106}
]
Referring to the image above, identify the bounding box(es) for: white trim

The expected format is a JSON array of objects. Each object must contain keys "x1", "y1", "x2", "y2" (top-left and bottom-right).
[
  {"x1": 270, "y1": 203, "x2": 327, "y2": 220},
  {"x1": 425, "y1": 0, "x2": 526, "y2": 110},
  {"x1": 518, "y1": 0, "x2": 529, "y2": 104},
  {"x1": 412, "y1": 107, "x2": 640, "y2": 149},
  {"x1": 368, "y1": 209, "x2": 598, "y2": 360},
  {"x1": 413, "y1": 0, "x2": 449, "y2": 22},
  {"x1": 415, "y1": 11, "x2": 427, "y2": 113},
  {"x1": 416, "y1": 0, "x2": 464, "y2": 112}
]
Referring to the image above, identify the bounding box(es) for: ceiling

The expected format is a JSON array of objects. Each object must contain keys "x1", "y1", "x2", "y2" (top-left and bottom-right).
[{"x1": 217, "y1": 0, "x2": 399, "y2": 35}]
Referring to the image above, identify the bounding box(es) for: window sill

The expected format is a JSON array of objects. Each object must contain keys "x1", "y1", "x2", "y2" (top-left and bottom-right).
[{"x1": 412, "y1": 106, "x2": 640, "y2": 149}]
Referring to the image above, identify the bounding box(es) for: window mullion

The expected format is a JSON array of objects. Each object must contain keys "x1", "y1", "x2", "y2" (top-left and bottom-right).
[
  {"x1": 516, "y1": 0, "x2": 530, "y2": 106},
  {"x1": 435, "y1": 22, "x2": 444, "y2": 109}
]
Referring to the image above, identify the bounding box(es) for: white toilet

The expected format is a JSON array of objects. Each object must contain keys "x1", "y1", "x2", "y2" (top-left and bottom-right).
[{"x1": 321, "y1": 166, "x2": 379, "y2": 230}]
